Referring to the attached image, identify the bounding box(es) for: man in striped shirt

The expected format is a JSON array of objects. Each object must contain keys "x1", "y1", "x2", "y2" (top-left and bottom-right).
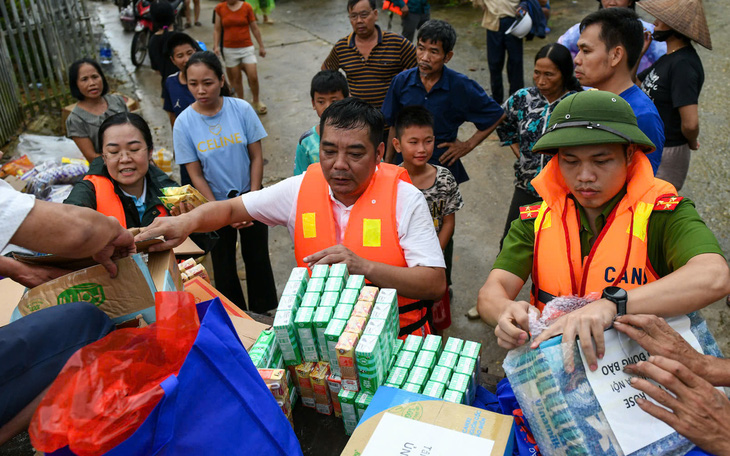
[{"x1": 322, "y1": 0, "x2": 417, "y2": 111}]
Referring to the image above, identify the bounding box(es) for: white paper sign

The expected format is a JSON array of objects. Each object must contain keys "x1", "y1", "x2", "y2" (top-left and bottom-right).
[
  {"x1": 361, "y1": 412, "x2": 496, "y2": 456},
  {"x1": 580, "y1": 315, "x2": 703, "y2": 454}
]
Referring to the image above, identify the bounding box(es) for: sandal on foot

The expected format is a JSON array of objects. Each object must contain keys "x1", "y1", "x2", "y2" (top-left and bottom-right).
[
  {"x1": 252, "y1": 101, "x2": 267, "y2": 115},
  {"x1": 194, "y1": 21, "x2": 202, "y2": 26}
]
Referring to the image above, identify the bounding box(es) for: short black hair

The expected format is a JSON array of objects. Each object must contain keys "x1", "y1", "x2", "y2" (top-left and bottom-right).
[
  {"x1": 394, "y1": 105, "x2": 434, "y2": 139},
  {"x1": 580, "y1": 8, "x2": 643, "y2": 70},
  {"x1": 68, "y1": 58, "x2": 109, "y2": 101},
  {"x1": 97, "y1": 112, "x2": 153, "y2": 155},
  {"x1": 417, "y1": 19, "x2": 457, "y2": 54},
  {"x1": 310, "y1": 70, "x2": 349, "y2": 99},
  {"x1": 150, "y1": 1, "x2": 175, "y2": 30},
  {"x1": 347, "y1": 0, "x2": 375, "y2": 11},
  {"x1": 165, "y1": 32, "x2": 201, "y2": 59},
  {"x1": 320, "y1": 97, "x2": 384, "y2": 151}
]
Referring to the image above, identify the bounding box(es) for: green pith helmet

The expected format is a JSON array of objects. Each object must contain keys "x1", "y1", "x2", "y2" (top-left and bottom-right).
[{"x1": 531, "y1": 90, "x2": 655, "y2": 154}]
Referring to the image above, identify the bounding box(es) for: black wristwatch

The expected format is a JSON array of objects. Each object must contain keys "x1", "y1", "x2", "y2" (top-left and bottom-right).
[{"x1": 602, "y1": 286, "x2": 628, "y2": 316}]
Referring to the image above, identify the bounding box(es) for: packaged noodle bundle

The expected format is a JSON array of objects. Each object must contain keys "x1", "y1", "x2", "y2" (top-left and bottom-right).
[{"x1": 158, "y1": 185, "x2": 208, "y2": 211}]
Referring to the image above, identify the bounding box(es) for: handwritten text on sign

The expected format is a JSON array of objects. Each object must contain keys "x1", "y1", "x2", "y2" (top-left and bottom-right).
[{"x1": 580, "y1": 315, "x2": 703, "y2": 455}]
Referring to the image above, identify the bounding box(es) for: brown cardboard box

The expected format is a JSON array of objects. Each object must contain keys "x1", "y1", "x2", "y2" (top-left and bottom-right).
[
  {"x1": 16, "y1": 256, "x2": 155, "y2": 325},
  {"x1": 183, "y1": 276, "x2": 249, "y2": 319},
  {"x1": 230, "y1": 315, "x2": 269, "y2": 350},
  {"x1": 342, "y1": 400, "x2": 514, "y2": 456},
  {"x1": 0, "y1": 278, "x2": 26, "y2": 326},
  {"x1": 146, "y1": 250, "x2": 183, "y2": 292},
  {"x1": 61, "y1": 93, "x2": 139, "y2": 135}
]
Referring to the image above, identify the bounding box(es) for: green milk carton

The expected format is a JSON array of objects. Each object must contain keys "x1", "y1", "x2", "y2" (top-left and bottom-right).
[
  {"x1": 339, "y1": 288, "x2": 360, "y2": 306},
  {"x1": 311, "y1": 264, "x2": 329, "y2": 279},
  {"x1": 461, "y1": 340, "x2": 482, "y2": 361},
  {"x1": 402, "y1": 383, "x2": 422, "y2": 394},
  {"x1": 306, "y1": 277, "x2": 326, "y2": 294},
  {"x1": 443, "y1": 337, "x2": 464, "y2": 355},
  {"x1": 301, "y1": 292, "x2": 320, "y2": 308},
  {"x1": 403, "y1": 334, "x2": 423, "y2": 353},
  {"x1": 339, "y1": 389, "x2": 358, "y2": 435},
  {"x1": 277, "y1": 295, "x2": 299, "y2": 313},
  {"x1": 325, "y1": 276, "x2": 345, "y2": 293},
  {"x1": 324, "y1": 318, "x2": 348, "y2": 376},
  {"x1": 329, "y1": 263, "x2": 350, "y2": 281},
  {"x1": 422, "y1": 380, "x2": 445, "y2": 399},
  {"x1": 273, "y1": 310, "x2": 302, "y2": 366},
  {"x1": 313, "y1": 306, "x2": 334, "y2": 361},
  {"x1": 395, "y1": 350, "x2": 416, "y2": 370},
  {"x1": 429, "y1": 365, "x2": 452, "y2": 386},
  {"x1": 320, "y1": 291, "x2": 340, "y2": 307},
  {"x1": 421, "y1": 334, "x2": 443, "y2": 355},
  {"x1": 375, "y1": 288, "x2": 397, "y2": 306},
  {"x1": 355, "y1": 334, "x2": 384, "y2": 394},
  {"x1": 385, "y1": 367, "x2": 408, "y2": 388},
  {"x1": 282, "y1": 279, "x2": 306, "y2": 301},
  {"x1": 287, "y1": 267, "x2": 309, "y2": 287},
  {"x1": 294, "y1": 307, "x2": 318, "y2": 362},
  {"x1": 333, "y1": 304, "x2": 354, "y2": 321},
  {"x1": 443, "y1": 389, "x2": 465, "y2": 404},
  {"x1": 449, "y1": 372, "x2": 471, "y2": 404},
  {"x1": 437, "y1": 351, "x2": 459, "y2": 371},
  {"x1": 415, "y1": 350, "x2": 436, "y2": 374},
  {"x1": 407, "y1": 366, "x2": 429, "y2": 388},
  {"x1": 354, "y1": 391, "x2": 373, "y2": 421},
  {"x1": 345, "y1": 274, "x2": 365, "y2": 290}
]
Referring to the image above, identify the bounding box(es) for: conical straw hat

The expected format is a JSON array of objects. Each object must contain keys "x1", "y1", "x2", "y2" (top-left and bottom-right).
[{"x1": 638, "y1": 0, "x2": 712, "y2": 50}]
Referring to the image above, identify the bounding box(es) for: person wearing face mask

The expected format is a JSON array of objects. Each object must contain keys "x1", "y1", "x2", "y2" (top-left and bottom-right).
[
  {"x1": 558, "y1": 0, "x2": 666, "y2": 75},
  {"x1": 637, "y1": 0, "x2": 709, "y2": 191},
  {"x1": 64, "y1": 113, "x2": 179, "y2": 228}
]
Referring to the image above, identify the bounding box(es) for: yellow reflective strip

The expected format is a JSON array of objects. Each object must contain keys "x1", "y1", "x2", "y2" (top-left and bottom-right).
[
  {"x1": 629, "y1": 201, "x2": 652, "y2": 242},
  {"x1": 533, "y1": 202, "x2": 551, "y2": 233},
  {"x1": 362, "y1": 218, "x2": 381, "y2": 247},
  {"x1": 302, "y1": 212, "x2": 317, "y2": 239}
]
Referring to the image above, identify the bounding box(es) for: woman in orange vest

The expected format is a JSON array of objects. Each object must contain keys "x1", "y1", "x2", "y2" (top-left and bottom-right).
[{"x1": 64, "y1": 113, "x2": 178, "y2": 228}]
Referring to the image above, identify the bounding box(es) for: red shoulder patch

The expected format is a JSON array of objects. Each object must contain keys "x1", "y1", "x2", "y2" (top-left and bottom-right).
[
  {"x1": 654, "y1": 195, "x2": 683, "y2": 211},
  {"x1": 519, "y1": 204, "x2": 541, "y2": 220}
]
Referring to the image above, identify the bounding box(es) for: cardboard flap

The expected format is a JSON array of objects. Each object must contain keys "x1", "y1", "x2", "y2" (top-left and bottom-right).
[
  {"x1": 230, "y1": 315, "x2": 270, "y2": 350},
  {"x1": 17, "y1": 256, "x2": 155, "y2": 320},
  {"x1": 0, "y1": 278, "x2": 26, "y2": 327},
  {"x1": 147, "y1": 250, "x2": 183, "y2": 292},
  {"x1": 183, "y1": 277, "x2": 251, "y2": 320}
]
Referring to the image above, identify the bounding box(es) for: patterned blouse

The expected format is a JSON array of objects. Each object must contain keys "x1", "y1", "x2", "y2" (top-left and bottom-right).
[{"x1": 497, "y1": 87, "x2": 575, "y2": 195}]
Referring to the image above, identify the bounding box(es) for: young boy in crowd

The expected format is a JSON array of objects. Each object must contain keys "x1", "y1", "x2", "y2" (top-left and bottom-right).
[
  {"x1": 163, "y1": 32, "x2": 200, "y2": 127},
  {"x1": 393, "y1": 105, "x2": 463, "y2": 331},
  {"x1": 293, "y1": 70, "x2": 349, "y2": 175}
]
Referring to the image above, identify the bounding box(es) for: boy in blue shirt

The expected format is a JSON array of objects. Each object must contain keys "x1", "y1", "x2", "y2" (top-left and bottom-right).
[
  {"x1": 163, "y1": 32, "x2": 200, "y2": 127},
  {"x1": 293, "y1": 70, "x2": 349, "y2": 175},
  {"x1": 394, "y1": 105, "x2": 463, "y2": 331}
]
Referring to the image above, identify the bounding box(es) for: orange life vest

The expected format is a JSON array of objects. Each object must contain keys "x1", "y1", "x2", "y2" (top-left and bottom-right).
[
  {"x1": 528, "y1": 152, "x2": 679, "y2": 311},
  {"x1": 294, "y1": 163, "x2": 432, "y2": 337},
  {"x1": 84, "y1": 175, "x2": 167, "y2": 229},
  {"x1": 382, "y1": 0, "x2": 407, "y2": 16}
]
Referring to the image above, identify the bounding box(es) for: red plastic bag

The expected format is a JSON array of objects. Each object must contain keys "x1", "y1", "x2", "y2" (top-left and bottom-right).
[{"x1": 29, "y1": 292, "x2": 200, "y2": 456}]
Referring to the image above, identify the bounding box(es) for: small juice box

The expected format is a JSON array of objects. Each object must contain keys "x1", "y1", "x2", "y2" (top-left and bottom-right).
[
  {"x1": 313, "y1": 306, "x2": 334, "y2": 361},
  {"x1": 403, "y1": 334, "x2": 423, "y2": 353},
  {"x1": 306, "y1": 277, "x2": 326, "y2": 294},
  {"x1": 311, "y1": 264, "x2": 329, "y2": 279},
  {"x1": 461, "y1": 340, "x2": 482, "y2": 360},
  {"x1": 301, "y1": 292, "x2": 320, "y2": 307},
  {"x1": 443, "y1": 337, "x2": 464, "y2": 355},
  {"x1": 355, "y1": 391, "x2": 373, "y2": 421},
  {"x1": 422, "y1": 380, "x2": 445, "y2": 399},
  {"x1": 358, "y1": 286, "x2": 379, "y2": 302},
  {"x1": 273, "y1": 310, "x2": 302, "y2": 366},
  {"x1": 287, "y1": 267, "x2": 309, "y2": 286},
  {"x1": 294, "y1": 307, "x2": 318, "y2": 362},
  {"x1": 375, "y1": 288, "x2": 397, "y2": 306},
  {"x1": 320, "y1": 291, "x2": 340, "y2": 307},
  {"x1": 333, "y1": 304, "x2": 354, "y2": 321},
  {"x1": 406, "y1": 366, "x2": 429, "y2": 388},
  {"x1": 339, "y1": 389, "x2": 358, "y2": 435},
  {"x1": 327, "y1": 373, "x2": 343, "y2": 417},
  {"x1": 329, "y1": 263, "x2": 350, "y2": 281},
  {"x1": 443, "y1": 389, "x2": 465, "y2": 404},
  {"x1": 414, "y1": 350, "x2": 436, "y2": 374},
  {"x1": 429, "y1": 365, "x2": 452, "y2": 386},
  {"x1": 325, "y1": 276, "x2": 345, "y2": 293},
  {"x1": 345, "y1": 316, "x2": 367, "y2": 336},
  {"x1": 345, "y1": 274, "x2": 365, "y2": 290},
  {"x1": 395, "y1": 350, "x2": 416, "y2": 370},
  {"x1": 282, "y1": 279, "x2": 306, "y2": 301},
  {"x1": 402, "y1": 383, "x2": 422, "y2": 394},
  {"x1": 437, "y1": 351, "x2": 459, "y2": 371},
  {"x1": 421, "y1": 334, "x2": 443, "y2": 355},
  {"x1": 339, "y1": 288, "x2": 360, "y2": 306},
  {"x1": 311, "y1": 362, "x2": 333, "y2": 415},
  {"x1": 324, "y1": 319, "x2": 347, "y2": 376},
  {"x1": 385, "y1": 367, "x2": 408, "y2": 388},
  {"x1": 352, "y1": 300, "x2": 374, "y2": 319},
  {"x1": 296, "y1": 362, "x2": 315, "y2": 408},
  {"x1": 336, "y1": 332, "x2": 360, "y2": 391},
  {"x1": 277, "y1": 295, "x2": 299, "y2": 312}
]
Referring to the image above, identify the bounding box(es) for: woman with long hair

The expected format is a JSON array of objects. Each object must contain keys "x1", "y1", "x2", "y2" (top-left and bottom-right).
[{"x1": 173, "y1": 51, "x2": 277, "y2": 313}]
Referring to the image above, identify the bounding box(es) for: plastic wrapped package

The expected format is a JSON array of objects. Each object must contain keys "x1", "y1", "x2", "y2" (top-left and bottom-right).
[
  {"x1": 29, "y1": 293, "x2": 200, "y2": 456},
  {"x1": 25, "y1": 162, "x2": 89, "y2": 200},
  {"x1": 528, "y1": 293, "x2": 601, "y2": 338},
  {"x1": 17, "y1": 134, "x2": 85, "y2": 163},
  {"x1": 46, "y1": 185, "x2": 75, "y2": 203},
  {"x1": 0, "y1": 155, "x2": 34, "y2": 177},
  {"x1": 503, "y1": 312, "x2": 723, "y2": 456}
]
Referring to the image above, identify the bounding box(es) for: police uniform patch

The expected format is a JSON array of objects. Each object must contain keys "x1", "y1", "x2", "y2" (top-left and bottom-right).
[
  {"x1": 653, "y1": 195, "x2": 683, "y2": 211},
  {"x1": 519, "y1": 204, "x2": 541, "y2": 220}
]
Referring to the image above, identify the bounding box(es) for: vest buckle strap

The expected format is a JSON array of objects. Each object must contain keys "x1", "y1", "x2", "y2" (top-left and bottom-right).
[
  {"x1": 531, "y1": 284, "x2": 556, "y2": 305},
  {"x1": 397, "y1": 299, "x2": 432, "y2": 314}
]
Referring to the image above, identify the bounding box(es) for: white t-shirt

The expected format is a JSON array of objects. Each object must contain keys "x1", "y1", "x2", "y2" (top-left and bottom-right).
[
  {"x1": 242, "y1": 172, "x2": 446, "y2": 268},
  {"x1": 0, "y1": 179, "x2": 36, "y2": 251}
]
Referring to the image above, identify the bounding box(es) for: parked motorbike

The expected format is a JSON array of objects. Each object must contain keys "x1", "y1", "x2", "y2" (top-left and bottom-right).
[{"x1": 129, "y1": 0, "x2": 185, "y2": 67}]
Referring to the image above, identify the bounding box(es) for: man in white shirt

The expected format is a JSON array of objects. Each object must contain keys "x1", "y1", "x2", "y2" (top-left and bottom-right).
[
  {"x1": 140, "y1": 98, "x2": 446, "y2": 336},
  {"x1": 0, "y1": 179, "x2": 135, "y2": 444}
]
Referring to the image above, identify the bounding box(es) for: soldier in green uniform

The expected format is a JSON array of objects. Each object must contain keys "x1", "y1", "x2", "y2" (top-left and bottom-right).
[{"x1": 477, "y1": 90, "x2": 730, "y2": 371}]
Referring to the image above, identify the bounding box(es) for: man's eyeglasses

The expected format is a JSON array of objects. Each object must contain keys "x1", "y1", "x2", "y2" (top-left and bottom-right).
[{"x1": 348, "y1": 10, "x2": 372, "y2": 20}]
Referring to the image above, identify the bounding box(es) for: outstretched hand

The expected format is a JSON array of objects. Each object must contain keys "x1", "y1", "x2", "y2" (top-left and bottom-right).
[
  {"x1": 92, "y1": 225, "x2": 136, "y2": 277},
  {"x1": 625, "y1": 356, "x2": 730, "y2": 455},
  {"x1": 303, "y1": 245, "x2": 371, "y2": 276},
  {"x1": 135, "y1": 215, "x2": 192, "y2": 252}
]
